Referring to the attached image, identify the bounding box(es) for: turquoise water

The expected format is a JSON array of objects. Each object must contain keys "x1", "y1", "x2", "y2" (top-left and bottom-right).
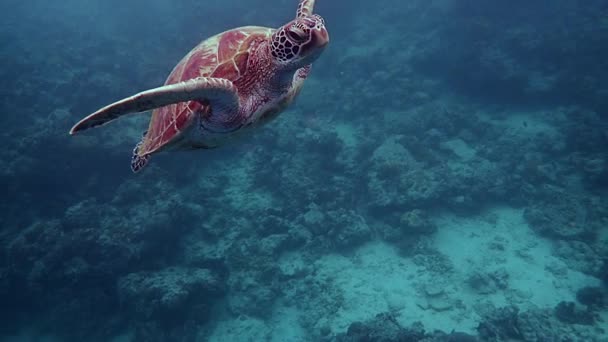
[{"x1": 1, "y1": 1, "x2": 607, "y2": 341}]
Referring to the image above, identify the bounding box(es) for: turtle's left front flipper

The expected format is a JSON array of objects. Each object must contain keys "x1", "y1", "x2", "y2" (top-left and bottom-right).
[{"x1": 69, "y1": 77, "x2": 239, "y2": 134}]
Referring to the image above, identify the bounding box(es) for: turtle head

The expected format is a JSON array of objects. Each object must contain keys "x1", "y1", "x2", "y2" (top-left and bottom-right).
[{"x1": 270, "y1": 14, "x2": 329, "y2": 69}]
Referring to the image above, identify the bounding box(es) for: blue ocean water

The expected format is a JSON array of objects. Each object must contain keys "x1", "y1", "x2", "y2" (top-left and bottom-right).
[{"x1": 1, "y1": 0, "x2": 607, "y2": 341}]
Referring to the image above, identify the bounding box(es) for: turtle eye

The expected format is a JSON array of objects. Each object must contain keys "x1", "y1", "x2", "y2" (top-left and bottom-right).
[{"x1": 287, "y1": 28, "x2": 306, "y2": 42}]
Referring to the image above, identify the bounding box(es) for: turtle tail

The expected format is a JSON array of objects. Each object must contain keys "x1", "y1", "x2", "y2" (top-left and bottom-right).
[{"x1": 131, "y1": 133, "x2": 151, "y2": 173}]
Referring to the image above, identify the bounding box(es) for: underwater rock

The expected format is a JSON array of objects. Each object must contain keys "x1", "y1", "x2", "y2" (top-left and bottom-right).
[
  {"x1": 523, "y1": 192, "x2": 599, "y2": 240},
  {"x1": 301, "y1": 208, "x2": 372, "y2": 252},
  {"x1": 226, "y1": 284, "x2": 277, "y2": 318},
  {"x1": 258, "y1": 233, "x2": 293, "y2": 256},
  {"x1": 478, "y1": 305, "x2": 599, "y2": 341},
  {"x1": 553, "y1": 240, "x2": 603, "y2": 276},
  {"x1": 64, "y1": 199, "x2": 113, "y2": 230},
  {"x1": 563, "y1": 109, "x2": 608, "y2": 158},
  {"x1": 334, "y1": 312, "x2": 425, "y2": 342},
  {"x1": 278, "y1": 253, "x2": 310, "y2": 280},
  {"x1": 427, "y1": 296, "x2": 452, "y2": 312},
  {"x1": 554, "y1": 301, "x2": 595, "y2": 326},
  {"x1": 576, "y1": 286, "x2": 607, "y2": 309},
  {"x1": 421, "y1": 330, "x2": 480, "y2": 342},
  {"x1": 258, "y1": 213, "x2": 292, "y2": 236},
  {"x1": 517, "y1": 309, "x2": 567, "y2": 341},
  {"x1": 477, "y1": 306, "x2": 522, "y2": 341},
  {"x1": 466, "y1": 269, "x2": 509, "y2": 295},
  {"x1": 117, "y1": 266, "x2": 225, "y2": 322},
  {"x1": 400, "y1": 209, "x2": 437, "y2": 235},
  {"x1": 182, "y1": 240, "x2": 228, "y2": 272},
  {"x1": 412, "y1": 249, "x2": 454, "y2": 274},
  {"x1": 367, "y1": 135, "x2": 444, "y2": 210},
  {"x1": 418, "y1": 282, "x2": 453, "y2": 312},
  {"x1": 7, "y1": 218, "x2": 137, "y2": 293},
  {"x1": 223, "y1": 236, "x2": 285, "y2": 318},
  {"x1": 370, "y1": 135, "x2": 417, "y2": 172},
  {"x1": 443, "y1": 331, "x2": 479, "y2": 342},
  {"x1": 303, "y1": 130, "x2": 345, "y2": 167},
  {"x1": 328, "y1": 210, "x2": 372, "y2": 250},
  {"x1": 302, "y1": 204, "x2": 326, "y2": 226},
  {"x1": 600, "y1": 260, "x2": 608, "y2": 286},
  {"x1": 4, "y1": 215, "x2": 171, "y2": 339},
  {"x1": 7, "y1": 220, "x2": 64, "y2": 290},
  {"x1": 132, "y1": 319, "x2": 199, "y2": 342},
  {"x1": 424, "y1": 282, "x2": 445, "y2": 297}
]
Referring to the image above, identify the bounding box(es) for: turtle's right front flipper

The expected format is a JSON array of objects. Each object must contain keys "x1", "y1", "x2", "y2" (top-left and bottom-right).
[
  {"x1": 69, "y1": 77, "x2": 239, "y2": 134},
  {"x1": 297, "y1": 0, "x2": 316, "y2": 18}
]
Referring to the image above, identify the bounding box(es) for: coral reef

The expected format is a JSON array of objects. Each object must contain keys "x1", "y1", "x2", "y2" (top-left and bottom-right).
[
  {"x1": 333, "y1": 313, "x2": 425, "y2": 342},
  {"x1": 117, "y1": 267, "x2": 225, "y2": 339},
  {"x1": 478, "y1": 306, "x2": 601, "y2": 342},
  {"x1": 576, "y1": 286, "x2": 607, "y2": 309},
  {"x1": 0, "y1": 0, "x2": 607, "y2": 340}
]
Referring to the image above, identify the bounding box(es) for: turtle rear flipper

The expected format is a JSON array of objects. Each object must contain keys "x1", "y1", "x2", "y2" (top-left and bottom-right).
[
  {"x1": 131, "y1": 131, "x2": 150, "y2": 173},
  {"x1": 69, "y1": 77, "x2": 239, "y2": 134},
  {"x1": 131, "y1": 138, "x2": 150, "y2": 173}
]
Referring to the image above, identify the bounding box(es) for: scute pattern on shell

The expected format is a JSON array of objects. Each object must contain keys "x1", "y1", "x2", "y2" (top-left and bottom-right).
[
  {"x1": 167, "y1": 26, "x2": 273, "y2": 86},
  {"x1": 140, "y1": 26, "x2": 274, "y2": 155}
]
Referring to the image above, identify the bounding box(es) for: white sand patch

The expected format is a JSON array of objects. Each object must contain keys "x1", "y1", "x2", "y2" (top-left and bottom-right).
[
  {"x1": 312, "y1": 242, "x2": 471, "y2": 334},
  {"x1": 334, "y1": 122, "x2": 358, "y2": 148},
  {"x1": 433, "y1": 207, "x2": 599, "y2": 321},
  {"x1": 207, "y1": 316, "x2": 269, "y2": 342},
  {"x1": 266, "y1": 306, "x2": 307, "y2": 342},
  {"x1": 441, "y1": 138, "x2": 477, "y2": 160},
  {"x1": 311, "y1": 207, "x2": 599, "y2": 335},
  {"x1": 207, "y1": 305, "x2": 307, "y2": 342}
]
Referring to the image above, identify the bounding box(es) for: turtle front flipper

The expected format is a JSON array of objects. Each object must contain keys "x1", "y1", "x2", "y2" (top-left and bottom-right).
[
  {"x1": 69, "y1": 77, "x2": 239, "y2": 134},
  {"x1": 297, "y1": 0, "x2": 315, "y2": 18}
]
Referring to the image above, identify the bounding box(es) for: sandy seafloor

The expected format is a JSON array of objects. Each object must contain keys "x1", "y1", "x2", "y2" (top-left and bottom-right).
[{"x1": 204, "y1": 207, "x2": 603, "y2": 341}]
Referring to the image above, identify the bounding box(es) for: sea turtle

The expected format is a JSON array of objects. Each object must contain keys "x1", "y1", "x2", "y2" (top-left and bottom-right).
[{"x1": 69, "y1": 0, "x2": 328, "y2": 173}]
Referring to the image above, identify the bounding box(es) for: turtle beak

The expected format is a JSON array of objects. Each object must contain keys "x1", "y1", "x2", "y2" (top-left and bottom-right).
[
  {"x1": 297, "y1": 24, "x2": 328, "y2": 63},
  {"x1": 312, "y1": 26, "x2": 329, "y2": 48}
]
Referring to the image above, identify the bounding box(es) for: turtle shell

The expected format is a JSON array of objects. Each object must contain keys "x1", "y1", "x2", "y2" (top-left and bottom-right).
[{"x1": 140, "y1": 26, "x2": 274, "y2": 154}]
